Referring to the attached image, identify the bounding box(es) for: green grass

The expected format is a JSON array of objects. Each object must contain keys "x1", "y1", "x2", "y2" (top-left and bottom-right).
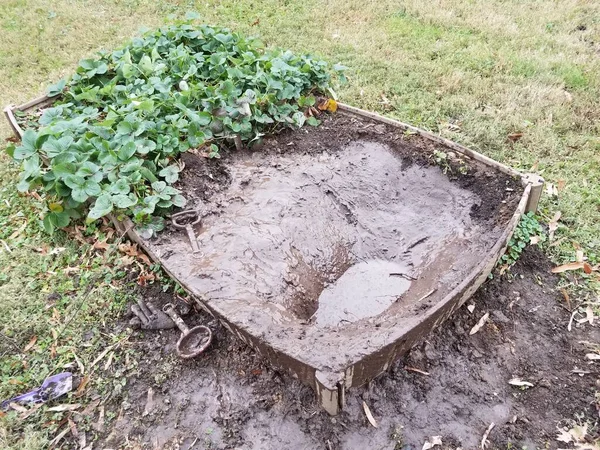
[{"x1": 1, "y1": 0, "x2": 600, "y2": 447}]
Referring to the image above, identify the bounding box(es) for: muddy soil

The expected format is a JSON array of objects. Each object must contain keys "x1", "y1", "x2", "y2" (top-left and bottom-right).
[
  {"x1": 145, "y1": 112, "x2": 524, "y2": 388},
  {"x1": 98, "y1": 247, "x2": 599, "y2": 449}
]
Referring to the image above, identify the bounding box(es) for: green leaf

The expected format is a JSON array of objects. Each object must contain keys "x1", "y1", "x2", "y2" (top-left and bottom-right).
[
  {"x1": 13, "y1": 144, "x2": 36, "y2": 160},
  {"x1": 171, "y1": 194, "x2": 187, "y2": 207},
  {"x1": 293, "y1": 111, "x2": 306, "y2": 127},
  {"x1": 5, "y1": 143, "x2": 15, "y2": 158},
  {"x1": 88, "y1": 194, "x2": 113, "y2": 220},
  {"x1": 138, "y1": 55, "x2": 154, "y2": 75},
  {"x1": 83, "y1": 179, "x2": 102, "y2": 196},
  {"x1": 139, "y1": 167, "x2": 158, "y2": 183},
  {"x1": 135, "y1": 139, "x2": 157, "y2": 155},
  {"x1": 135, "y1": 99, "x2": 155, "y2": 112},
  {"x1": 53, "y1": 162, "x2": 77, "y2": 177},
  {"x1": 118, "y1": 141, "x2": 137, "y2": 161},
  {"x1": 306, "y1": 116, "x2": 321, "y2": 126},
  {"x1": 196, "y1": 111, "x2": 213, "y2": 126},
  {"x1": 158, "y1": 165, "x2": 180, "y2": 183},
  {"x1": 64, "y1": 175, "x2": 85, "y2": 189},
  {"x1": 71, "y1": 187, "x2": 89, "y2": 203},
  {"x1": 110, "y1": 178, "x2": 131, "y2": 195},
  {"x1": 42, "y1": 215, "x2": 55, "y2": 234},
  {"x1": 13, "y1": 130, "x2": 39, "y2": 160},
  {"x1": 112, "y1": 193, "x2": 137, "y2": 209},
  {"x1": 47, "y1": 79, "x2": 67, "y2": 97},
  {"x1": 42, "y1": 136, "x2": 74, "y2": 157},
  {"x1": 121, "y1": 63, "x2": 136, "y2": 79}
]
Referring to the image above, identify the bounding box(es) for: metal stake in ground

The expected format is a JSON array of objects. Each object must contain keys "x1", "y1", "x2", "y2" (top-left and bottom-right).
[{"x1": 171, "y1": 209, "x2": 202, "y2": 254}]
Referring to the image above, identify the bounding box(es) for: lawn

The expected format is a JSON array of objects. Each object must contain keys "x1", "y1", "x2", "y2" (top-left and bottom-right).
[{"x1": 1, "y1": 0, "x2": 599, "y2": 448}]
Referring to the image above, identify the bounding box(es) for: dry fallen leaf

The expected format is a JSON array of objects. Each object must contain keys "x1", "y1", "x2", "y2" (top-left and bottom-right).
[
  {"x1": 422, "y1": 435, "x2": 442, "y2": 450},
  {"x1": 552, "y1": 262, "x2": 585, "y2": 273},
  {"x1": 507, "y1": 132, "x2": 523, "y2": 142},
  {"x1": 76, "y1": 375, "x2": 90, "y2": 397},
  {"x1": 8, "y1": 402, "x2": 28, "y2": 413},
  {"x1": 317, "y1": 98, "x2": 338, "y2": 113},
  {"x1": 470, "y1": 312, "x2": 489, "y2": 335},
  {"x1": 47, "y1": 403, "x2": 81, "y2": 412},
  {"x1": 557, "y1": 428, "x2": 573, "y2": 443},
  {"x1": 546, "y1": 183, "x2": 558, "y2": 197},
  {"x1": 548, "y1": 211, "x2": 561, "y2": 241},
  {"x1": 530, "y1": 235, "x2": 541, "y2": 245},
  {"x1": 362, "y1": 401, "x2": 378, "y2": 428},
  {"x1": 557, "y1": 179, "x2": 566, "y2": 191},
  {"x1": 570, "y1": 423, "x2": 588, "y2": 441},
  {"x1": 68, "y1": 417, "x2": 79, "y2": 438},
  {"x1": 93, "y1": 239, "x2": 110, "y2": 251},
  {"x1": 509, "y1": 378, "x2": 534, "y2": 388},
  {"x1": 23, "y1": 335, "x2": 37, "y2": 352}
]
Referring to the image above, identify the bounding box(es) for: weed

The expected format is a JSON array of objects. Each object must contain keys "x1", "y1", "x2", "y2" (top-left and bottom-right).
[
  {"x1": 500, "y1": 212, "x2": 546, "y2": 267},
  {"x1": 432, "y1": 149, "x2": 450, "y2": 173}
]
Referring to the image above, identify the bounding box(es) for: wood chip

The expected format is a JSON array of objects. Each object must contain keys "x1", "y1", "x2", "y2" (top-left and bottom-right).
[
  {"x1": 405, "y1": 367, "x2": 430, "y2": 376},
  {"x1": 362, "y1": 401, "x2": 378, "y2": 428},
  {"x1": 417, "y1": 289, "x2": 436, "y2": 303},
  {"x1": 469, "y1": 313, "x2": 489, "y2": 335},
  {"x1": 508, "y1": 378, "x2": 534, "y2": 388}
]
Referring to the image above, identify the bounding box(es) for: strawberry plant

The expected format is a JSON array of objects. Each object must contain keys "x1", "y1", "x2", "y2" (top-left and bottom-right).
[{"x1": 7, "y1": 17, "x2": 346, "y2": 235}]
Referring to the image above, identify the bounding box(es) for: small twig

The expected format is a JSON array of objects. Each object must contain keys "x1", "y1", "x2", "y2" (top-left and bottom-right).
[
  {"x1": 481, "y1": 422, "x2": 495, "y2": 449},
  {"x1": 389, "y1": 272, "x2": 417, "y2": 280},
  {"x1": 404, "y1": 236, "x2": 429, "y2": 252},
  {"x1": 567, "y1": 309, "x2": 577, "y2": 331},
  {"x1": 417, "y1": 289, "x2": 436, "y2": 302},
  {"x1": 405, "y1": 366, "x2": 430, "y2": 376},
  {"x1": 233, "y1": 135, "x2": 244, "y2": 151}
]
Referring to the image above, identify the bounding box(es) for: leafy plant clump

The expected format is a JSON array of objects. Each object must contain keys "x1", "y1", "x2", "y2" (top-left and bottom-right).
[
  {"x1": 7, "y1": 17, "x2": 346, "y2": 235},
  {"x1": 500, "y1": 212, "x2": 546, "y2": 267}
]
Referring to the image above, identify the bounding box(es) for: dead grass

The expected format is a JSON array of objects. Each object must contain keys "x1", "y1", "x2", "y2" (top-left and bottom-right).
[{"x1": 1, "y1": 0, "x2": 599, "y2": 447}]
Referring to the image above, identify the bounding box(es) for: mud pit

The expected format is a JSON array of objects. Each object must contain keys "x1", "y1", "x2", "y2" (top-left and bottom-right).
[{"x1": 139, "y1": 112, "x2": 524, "y2": 413}]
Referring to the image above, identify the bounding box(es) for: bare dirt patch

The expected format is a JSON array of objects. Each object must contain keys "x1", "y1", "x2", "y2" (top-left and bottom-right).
[{"x1": 96, "y1": 247, "x2": 599, "y2": 449}]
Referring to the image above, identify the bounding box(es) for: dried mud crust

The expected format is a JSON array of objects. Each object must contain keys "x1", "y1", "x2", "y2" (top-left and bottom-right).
[
  {"x1": 176, "y1": 112, "x2": 522, "y2": 227},
  {"x1": 99, "y1": 247, "x2": 599, "y2": 450}
]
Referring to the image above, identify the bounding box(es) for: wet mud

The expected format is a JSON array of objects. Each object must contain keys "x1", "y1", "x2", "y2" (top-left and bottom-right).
[
  {"x1": 146, "y1": 113, "x2": 522, "y2": 381},
  {"x1": 100, "y1": 248, "x2": 600, "y2": 449}
]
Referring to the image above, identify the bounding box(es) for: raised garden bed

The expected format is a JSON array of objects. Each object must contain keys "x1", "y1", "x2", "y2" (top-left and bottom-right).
[{"x1": 4, "y1": 97, "x2": 543, "y2": 414}]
